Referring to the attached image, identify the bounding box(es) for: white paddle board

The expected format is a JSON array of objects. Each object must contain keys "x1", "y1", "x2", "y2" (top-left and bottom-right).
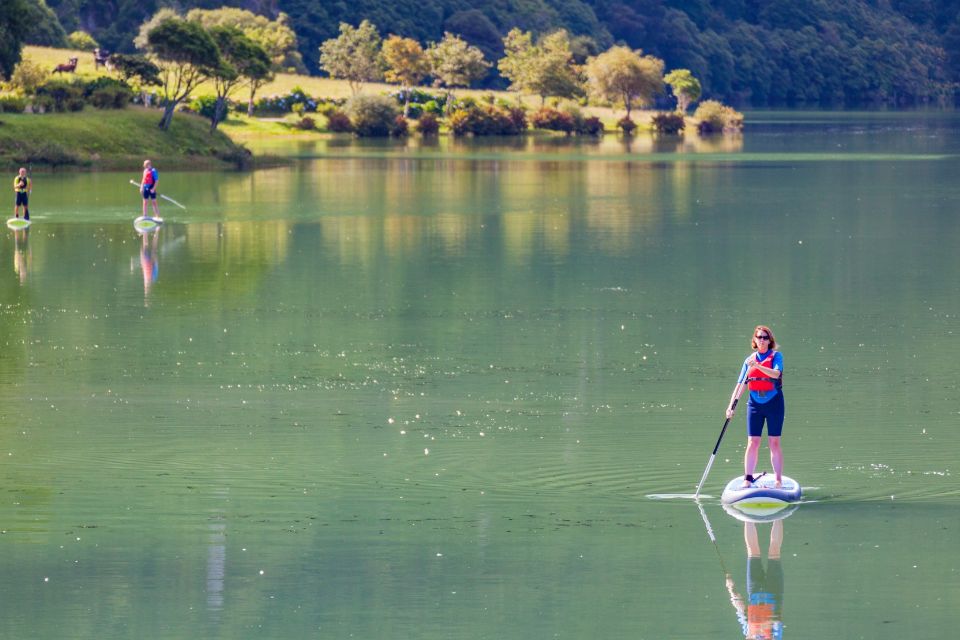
[
  {"x1": 134, "y1": 216, "x2": 163, "y2": 232},
  {"x1": 7, "y1": 217, "x2": 30, "y2": 230},
  {"x1": 721, "y1": 474, "x2": 801, "y2": 511}
]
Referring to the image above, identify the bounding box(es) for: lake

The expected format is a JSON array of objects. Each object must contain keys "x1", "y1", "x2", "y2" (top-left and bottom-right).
[{"x1": 1, "y1": 112, "x2": 958, "y2": 638}]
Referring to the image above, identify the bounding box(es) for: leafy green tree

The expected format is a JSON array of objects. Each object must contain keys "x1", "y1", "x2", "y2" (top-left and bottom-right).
[
  {"x1": 584, "y1": 46, "x2": 664, "y2": 118},
  {"x1": 426, "y1": 32, "x2": 490, "y2": 110},
  {"x1": 144, "y1": 16, "x2": 222, "y2": 130},
  {"x1": 110, "y1": 54, "x2": 161, "y2": 88},
  {"x1": 185, "y1": 8, "x2": 304, "y2": 73},
  {"x1": 0, "y1": 0, "x2": 30, "y2": 80},
  {"x1": 319, "y1": 20, "x2": 383, "y2": 96},
  {"x1": 664, "y1": 68, "x2": 702, "y2": 112},
  {"x1": 382, "y1": 35, "x2": 430, "y2": 115},
  {"x1": 499, "y1": 29, "x2": 582, "y2": 105},
  {"x1": 207, "y1": 26, "x2": 271, "y2": 131}
]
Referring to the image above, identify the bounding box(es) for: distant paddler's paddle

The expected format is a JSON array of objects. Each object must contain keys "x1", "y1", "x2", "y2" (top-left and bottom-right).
[
  {"x1": 130, "y1": 179, "x2": 186, "y2": 210},
  {"x1": 694, "y1": 382, "x2": 744, "y2": 499}
]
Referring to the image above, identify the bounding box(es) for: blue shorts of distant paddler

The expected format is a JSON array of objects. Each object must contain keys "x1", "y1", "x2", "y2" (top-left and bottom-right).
[
  {"x1": 142, "y1": 186, "x2": 156, "y2": 199},
  {"x1": 16, "y1": 192, "x2": 28, "y2": 206},
  {"x1": 747, "y1": 391, "x2": 784, "y2": 437}
]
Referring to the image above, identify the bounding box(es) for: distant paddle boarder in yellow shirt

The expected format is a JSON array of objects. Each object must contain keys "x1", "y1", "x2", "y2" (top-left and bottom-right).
[{"x1": 13, "y1": 168, "x2": 31, "y2": 220}]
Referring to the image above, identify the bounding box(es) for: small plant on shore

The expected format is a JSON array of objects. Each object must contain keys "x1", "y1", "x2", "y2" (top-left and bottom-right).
[
  {"x1": 35, "y1": 80, "x2": 86, "y2": 112},
  {"x1": 10, "y1": 59, "x2": 50, "y2": 95},
  {"x1": 582, "y1": 116, "x2": 603, "y2": 135},
  {"x1": 325, "y1": 109, "x2": 353, "y2": 133},
  {"x1": 346, "y1": 94, "x2": 398, "y2": 137},
  {"x1": 295, "y1": 116, "x2": 316, "y2": 130},
  {"x1": 694, "y1": 100, "x2": 743, "y2": 134},
  {"x1": 530, "y1": 107, "x2": 575, "y2": 134},
  {"x1": 448, "y1": 104, "x2": 521, "y2": 136},
  {"x1": 617, "y1": 116, "x2": 637, "y2": 135},
  {"x1": 417, "y1": 112, "x2": 439, "y2": 135},
  {"x1": 0, "y1": 95, "x2": 29, "y2": 113},
  {"x1": 652, "y1": 112, "x2": 685, "y2": 134},
  {"x1": 392, "y1": 115, "x2": 409, "y2": 137}
]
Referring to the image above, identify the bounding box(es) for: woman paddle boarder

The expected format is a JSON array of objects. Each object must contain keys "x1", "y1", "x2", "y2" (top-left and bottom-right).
[{"x1": 726, "y1": 325, "x2": 784, "y2": 488}]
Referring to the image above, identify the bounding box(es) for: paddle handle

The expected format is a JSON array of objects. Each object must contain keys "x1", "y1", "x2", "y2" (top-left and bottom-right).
[{"x1": 693, "y1": 393, "x2": 741, "y2": 499}]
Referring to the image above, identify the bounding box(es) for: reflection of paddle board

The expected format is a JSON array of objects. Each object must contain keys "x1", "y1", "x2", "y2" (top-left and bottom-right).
[
  {"x1": 134, "y1": 216, "x2": 163, "y2": 232},
  {"x1": 7, "y1": 218, "x2": 31, "y2": 230},
  {"x1": 722, "y1": 501, "x2": 799, "y2": 523},
  {"x1": 721, "y1": 474, "x2": 801, "y2": 511}
]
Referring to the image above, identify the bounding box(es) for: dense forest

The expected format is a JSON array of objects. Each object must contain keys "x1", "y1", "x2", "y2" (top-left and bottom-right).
[{"x1": 20, "y1": 0, "x2": 960, "y2": 106}]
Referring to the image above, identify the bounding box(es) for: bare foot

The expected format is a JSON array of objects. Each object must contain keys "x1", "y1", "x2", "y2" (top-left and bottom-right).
[{"x1": 774, "y1": 480, "x2": 782, "y2": 489}]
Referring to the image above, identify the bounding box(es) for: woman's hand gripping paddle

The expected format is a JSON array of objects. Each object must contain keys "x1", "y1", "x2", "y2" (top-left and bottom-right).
[{"x1": 694, "y1": 382, "x2": 744, "y2": 499}]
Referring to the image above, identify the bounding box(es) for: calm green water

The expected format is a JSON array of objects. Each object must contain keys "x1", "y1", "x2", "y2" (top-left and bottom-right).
[{"x1": 1, "y1": 112, "x2": 958, "y2": 638}]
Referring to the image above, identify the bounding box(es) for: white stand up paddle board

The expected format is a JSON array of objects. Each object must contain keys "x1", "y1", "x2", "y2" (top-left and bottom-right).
[
  {"x1": 7, "y1": 218, "x2": 31, "y2": 230},
  {"x1": 721, "y1": 474, "x2": 801, "y2": 517},
  {"x1": 134, "y1": 216, "x2": 163, "y2": 232}
]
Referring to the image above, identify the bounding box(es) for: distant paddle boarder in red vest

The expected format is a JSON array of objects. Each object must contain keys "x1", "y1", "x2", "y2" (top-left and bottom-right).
[
  {"x1": 140, "y1": 159, "x2": 161, "y2": 220},
  {"x1": 726, "y1": 325, "x2": 784, "y2": 488}
]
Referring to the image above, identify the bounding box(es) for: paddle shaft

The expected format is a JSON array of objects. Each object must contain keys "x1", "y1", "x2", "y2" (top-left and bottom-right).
[
  {"x1": 694, "y1": 384, "x2": 744, "y2": 498},
  {"x1": 130, "y1": 180, "x2": 186, "y2": 209}
]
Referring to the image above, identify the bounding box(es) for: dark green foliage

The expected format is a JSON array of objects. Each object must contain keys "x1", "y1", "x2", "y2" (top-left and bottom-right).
[
  {"x1": 581, "y1": 115, "x2": 603, "y2": 135},
  {"x1": 0, "y1": 95, "x2": 29, "y2": 112},
  {"x1": 1, "y1": 0, "x2": 31, "y2": 80},
  {"x1": 652, "y1": 112, "x2": 685, "y2": 134},
  {"x1": 23, "y1": 0, "x2": 67, "y2": 47},
  {"x1": 85, "y1": 76, "x2": 134, "y2": 108},
  {"x1": 295, "y1": 115, "x2": 316, "y2": 130},
  {"x1": 189, "y1": 94, "x2": 220, "y2": 120},
  {"x1": 35, "y1": 78, "x2": 84, "y2": 111},
  {"x1": 617, "y1": 116, "x2": 636, "y2": 135},
  {"x1": 392, "y1": 115, "x2": 408, "y2": 137},
  {"x1": 110, "y1": 54, "x2": 162, "y2": 87},
  {"x1": 346, "y1": 94, "x2": 398, "y2": 137},
  {"x1": 31, "y1": 0, "x2": 960, "y2": 106}
]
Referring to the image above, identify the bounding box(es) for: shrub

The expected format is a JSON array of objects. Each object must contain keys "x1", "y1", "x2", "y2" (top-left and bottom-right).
[
  {"x1": 10, "y1": 59, "x2": 49, "y2": 95},
  {"x1": 295, "y1": 116, "x2": 316, "y2": 130},
  {"x1": 417, "y1": 112, "x2": 439, "y2": 135},
  {"x1": 85, "y1": 77, "x2": 133, "y2": 109},
  {"x1": 392, "y1": 115, "x2": 409, "y2": 137},
  {"x1": 189, "y1": 95, "x2": 220, "y2": 121},
  {"x1": 581, "y1": 116, "x2": 604, "y2": 135},
  {"x1": 530, "y1": 107, "x2": 575, "y2": 134},
  {"x1": 35, "y1": 80, "x2": 85, "y2": 112},
  {"x1": 506, "y1": 106, "x2": 527, "y2": 132},
  {"x1": 617, "y1": 116, "x2": 637, "y2": 135},
  {"x1": 0, "y1": 95, "x2": 28, "y2": 113},
  {"x1": 448, "y1": 104, "x2": 521, "y2": 136},
  {"x1": 15, "y1": 141, "x2": 80, "y2": 166},
  {"x1": 694, "y1": 100, "x2": 744, "y2": 134},
  {"x1": 67, "y1": 30, "x2": 99, "y2": 51},
  {"x1": 652, "y1": 112, "x2": 686, "y2": 134},
  {"x1": 422, "y1": 100, "x2": 443, "y2": 116},
  {"x1": 325, "y1": 109, "x2": 353, "y2": 133},
  {"x1": 347, "y1": 94, "x2": 399, "y2": 137},
  {"x1": 405, "y1": 103, "x2": 423, "y2": 119}
]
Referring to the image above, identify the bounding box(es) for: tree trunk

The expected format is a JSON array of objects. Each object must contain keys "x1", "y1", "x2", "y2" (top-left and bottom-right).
[
  {"x1": 211, "y1": 96, "x2": 226, "y2": 132},
  {"x1": 158, "y1": 101, "x2": 177, "y2": 130}
]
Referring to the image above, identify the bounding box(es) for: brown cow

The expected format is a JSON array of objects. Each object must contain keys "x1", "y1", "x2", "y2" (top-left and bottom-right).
[{"x1": 53, "y1": 57, "x2": 79, "y2": 74}]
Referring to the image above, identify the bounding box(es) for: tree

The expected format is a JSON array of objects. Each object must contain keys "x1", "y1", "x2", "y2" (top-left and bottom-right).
[
  {"x1": 584, "y1": 46, "x2": 665, "y2": 118},
  {"x1": 185, "y1": 8, "x2": 304, "y2": 73},
  {"x1": 23, "y1": 0, "x2": 67, "y2": 48},
  {"x1": 206, "y1": 26, "x2": 271, "y2": 125},
  {"x1": 382, "y1": 35, "x2": 430, "y2": 115},
  {"x1": 426, "y1": 32, "x2": 490, "y2": 110},
  {"x1": 144, "y1": 16, "x2": 222, "y2": 130},
  {"x1": 664, "y1": 68, "x2": 702, "y2": 112},
  {"x1": 500, "y1": 29, "x2": 584, "y2": 104},
  {"x1": 0, "y1": 0, "x2": 31, "y2": 80},
  {"x1": 319, "y1": 20, "x2": 382, "y2": 96},
  {"x1": 111, "y1": 54, "x2": 161, "y2": 87}
]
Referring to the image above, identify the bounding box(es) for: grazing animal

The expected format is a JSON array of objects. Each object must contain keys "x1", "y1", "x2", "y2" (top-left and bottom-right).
[
  {"x1": 93, "y1": 48, "x2": 111, "y2": 70},
  {"x1": 53, "y1": 57, "x2": 79, "y2": 74}
]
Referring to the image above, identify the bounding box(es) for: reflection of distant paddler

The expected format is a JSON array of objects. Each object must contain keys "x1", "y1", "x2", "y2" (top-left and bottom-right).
[
  {"x1": 140, "y1": 229, "x2": 159, "y2": 298},
  {"x1": 13, "y1": 227, "x2": 31, "y2": 284},
  {"x1": 726, "y1": 519, "x2": 785, "y2": 640}
]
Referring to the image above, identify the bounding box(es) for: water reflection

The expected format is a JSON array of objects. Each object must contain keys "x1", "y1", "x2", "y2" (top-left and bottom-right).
[
  {"x1": 12, "y1": 227, "x2": 31, "y2": 284},
  {"x1": 725, "y1": 518, "x2": 785, "y2": 640},
  {"x1": 138, "y1": 229, "x2": 159, "y2": 302}
]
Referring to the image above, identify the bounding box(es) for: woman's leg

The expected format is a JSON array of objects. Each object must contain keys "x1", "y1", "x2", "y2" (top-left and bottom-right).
[
  {"x1": 768, "y1": 436, "x2": 783, "y2": 486},
  {"x1": 744, "y1": 436, "x2": 761, "y2": 485}
]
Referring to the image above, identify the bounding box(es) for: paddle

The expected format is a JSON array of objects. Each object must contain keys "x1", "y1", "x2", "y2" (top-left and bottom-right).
[
  {"x1": 694, "y1": 382, "x2": 744, "y2": 499},
  {"x1": 130, "y1": 179, "x2": 187, "y2": 210}
]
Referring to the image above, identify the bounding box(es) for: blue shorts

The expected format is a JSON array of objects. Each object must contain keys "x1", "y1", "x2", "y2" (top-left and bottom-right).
[
  {"x1": 16, "y1": 192, "x2": 28, "y2": 206},
  {"x1": 142, "y1": 186, "x2": 156, "y2": 200},
  {"x1": 747, "y1": 392, "x2": 784, "y2": 437}
]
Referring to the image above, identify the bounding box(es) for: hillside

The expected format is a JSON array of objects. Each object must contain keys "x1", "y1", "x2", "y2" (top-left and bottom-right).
[{"x1": 28, "y1": 0, "x2": 960, "y2": 106}]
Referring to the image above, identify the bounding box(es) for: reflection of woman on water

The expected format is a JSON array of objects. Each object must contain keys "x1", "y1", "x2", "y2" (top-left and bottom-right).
[
  {"x1": 140, "y1": 230, "x2": 159, "y2": 299},
  {"x1": 726, "y1": 519, "x2": 784, "y2": 640},
  {"x1": 13, "y1": 227, "x2": 31, "y2": 284}
]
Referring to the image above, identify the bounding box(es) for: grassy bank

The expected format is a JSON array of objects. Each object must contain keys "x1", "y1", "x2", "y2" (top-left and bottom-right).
[{"x1": 0, "y1": 107, "x2": 252, "y2": 170}]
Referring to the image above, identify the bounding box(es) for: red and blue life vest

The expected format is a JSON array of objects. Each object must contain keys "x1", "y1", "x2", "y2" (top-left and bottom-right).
[
  {"x1": 142, "y1": 167, "x2": 158, "y2": 186},
  {"x1": 747, "y1": 351, "x2": 782, "y2": 392}
]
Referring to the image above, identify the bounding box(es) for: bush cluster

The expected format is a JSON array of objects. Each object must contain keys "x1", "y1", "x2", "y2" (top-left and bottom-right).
[
  {"x1": 347, "y1": 94, "x2": 401, "y2": 137},
  {"x1": 651, "y1": 112, "x2": 686, "y2": 134},
  {"x1": 618, "y1": 117, "x2": 637, "y2": 135},
  {"x1": 0, "y1": 95, "x2": 29, "y2": 113},
  {"x1": 392, "y1": 88, "x2": 447, "y2": 118},
  {"x1": 693, "y1": 100, "x2": 744, "y2": 134},
  {"x1": 448, "y1": 104, "x2": 525, "y2": 137},
  {"x1": 325, "y1": 109, "x2": 353, "y2": 133},
  {"x1": 417, "y1": 112, "x2": 440, "y2": 135},
  {"x1": 251, "y1": 86, "x2": 339, "y2": 115}
]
